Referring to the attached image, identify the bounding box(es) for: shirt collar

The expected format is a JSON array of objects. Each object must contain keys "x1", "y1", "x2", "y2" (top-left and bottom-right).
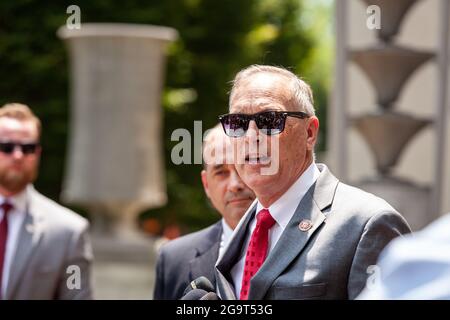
[
  {"x1": 256, "y1": 162, "x2": 320, "y2": 230},
  {"x1": 0, "y1": 186, "x2": 29, "y2": 214},
  {"x1": 221, "y1": 218, "x2": 234, "y2": 247}
]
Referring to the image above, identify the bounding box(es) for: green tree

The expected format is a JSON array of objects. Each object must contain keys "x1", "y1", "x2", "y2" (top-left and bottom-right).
[{"x1": 0, "y1": 0, "x2": 331, "y2": 233}]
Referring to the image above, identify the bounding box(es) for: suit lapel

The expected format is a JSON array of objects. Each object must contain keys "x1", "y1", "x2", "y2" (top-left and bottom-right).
[
  {"x1": 189, "y1": 222, "x2": 222, "y2": 286},
  {"x1": 6, "y1": 187, "x2": 44, "y2": 299},
  {"x1": 248, "y1": 192, "x2": 326, "y2": 299},
  {"x1": 216, "y1": 201, "x2": 257, "y2": 299},
  {"x1": 249, "y1": 164, "x2": 339, "y2": 300}
]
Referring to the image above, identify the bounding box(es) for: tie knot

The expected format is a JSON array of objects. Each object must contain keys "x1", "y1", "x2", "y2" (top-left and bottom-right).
[
  {"x1": 256, "y1": 209, "x2": 276, "y2": 230},
  {"x1": 1, "y1": 201, "x2": 13, "y2": 215}
]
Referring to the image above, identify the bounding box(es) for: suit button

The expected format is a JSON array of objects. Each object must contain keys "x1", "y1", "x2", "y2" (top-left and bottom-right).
[{"x1": 298, "y1": 219, "x2": 313, "y2": 232}]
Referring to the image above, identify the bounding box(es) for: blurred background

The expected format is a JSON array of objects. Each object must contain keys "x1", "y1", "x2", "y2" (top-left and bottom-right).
[{"x1": 0, "y1": 0, "x2": 448, "y2": 298}]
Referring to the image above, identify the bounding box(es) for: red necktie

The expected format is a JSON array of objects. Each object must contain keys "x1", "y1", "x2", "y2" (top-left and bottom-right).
[
  {"x1": 240, "y1": 208, "x2": 276, "y2": 300},
  {"x1": 0, "y1": 201, "x2": 13, "y2": 299}
]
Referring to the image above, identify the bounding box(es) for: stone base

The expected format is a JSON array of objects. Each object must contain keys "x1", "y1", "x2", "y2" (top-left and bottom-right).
[{"x1": 91, "y1": 233, "x2": 158, "y2": 300}]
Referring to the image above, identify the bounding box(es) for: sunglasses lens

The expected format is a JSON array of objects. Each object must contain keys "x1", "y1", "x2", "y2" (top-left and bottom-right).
[
  {"x1": 0, "y1": 142, "x2": 38, "y2": 155},
  {"x1": 256, "y1": 112, "x2": 284, "y2": 135},
  {"x1": 21, "y1": 144, "x2": 38, "y2": 154},
  {"x1": 221, "y1": 114, "x2": 248, "y2": 137},
  {"x1": 0, "y1": 143, "x2": 15, "y2": 154}
]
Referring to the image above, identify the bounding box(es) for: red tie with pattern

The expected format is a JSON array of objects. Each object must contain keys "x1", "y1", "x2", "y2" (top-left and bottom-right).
[
  {"x1": 239, "y1": 208, "x2": 276, "y2": 300},
  {"x1": 0, "y1": 201, "x2": 13, "y2": 299}
]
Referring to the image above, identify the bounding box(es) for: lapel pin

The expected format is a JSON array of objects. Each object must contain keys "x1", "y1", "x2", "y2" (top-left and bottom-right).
[{"x1": 298, "y1": 219, "x2": 312, "y2": 232}]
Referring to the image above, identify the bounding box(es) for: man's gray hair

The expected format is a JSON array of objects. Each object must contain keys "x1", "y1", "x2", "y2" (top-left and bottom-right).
[{"x1": 229, "y1": 65, "x2": 315, "y2": 116}]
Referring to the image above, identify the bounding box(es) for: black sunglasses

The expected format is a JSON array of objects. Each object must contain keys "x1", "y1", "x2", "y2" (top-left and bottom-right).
[
  {"x1": 0, "y1": 141, "x2": 40, "y2": 155},
  {"x1": 219, "y1": 110, "x2": 310, "y2": 137}
]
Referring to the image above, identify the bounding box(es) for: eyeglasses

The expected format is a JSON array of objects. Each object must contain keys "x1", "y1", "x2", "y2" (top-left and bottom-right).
[
  {"x1": 219, "y1": 110, "x2": 310, "y2": 137},
  {"x1": 0, "y1": 141, "x2": 40, "y2": 155}
]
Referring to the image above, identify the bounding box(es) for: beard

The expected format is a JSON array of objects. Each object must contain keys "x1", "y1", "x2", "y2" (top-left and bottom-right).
[{"x1": 0, "y1": 167, "x2": 37, "y2": 194}]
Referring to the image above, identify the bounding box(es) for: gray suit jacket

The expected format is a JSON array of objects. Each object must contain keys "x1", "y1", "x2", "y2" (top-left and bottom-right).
[
  {"x1": 216, "y1": 164, "x2": 411, "y2": 300},
  {"x1": 5, "y1": 186, "x2": 93, "y2": 300},
  {"x1": 153, "y1": 221, "x2": 222, "y2": 300}
]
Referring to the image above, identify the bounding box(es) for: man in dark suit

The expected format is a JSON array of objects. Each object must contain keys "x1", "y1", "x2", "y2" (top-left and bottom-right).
[
  {"x1": 215, "y1": 65, "x2": 411, "y2": 300},
  {"x1": 153, "y1": 125, "x2": 255, "y2": 300},
  {"x1": 0, "y1": 103, "x2": 92, "y2": 299}
]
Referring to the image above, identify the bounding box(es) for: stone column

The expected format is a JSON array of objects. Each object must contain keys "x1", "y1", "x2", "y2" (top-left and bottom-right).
[
  {"x1": 330, "y1": 0, "x2": 450, "y2": 230},
  {"x1": 58, "y1": 23, "x2": 178, "y2": 299},
  {"x1": 58, "y1": 23, "x2": 177, "y2": 236}
]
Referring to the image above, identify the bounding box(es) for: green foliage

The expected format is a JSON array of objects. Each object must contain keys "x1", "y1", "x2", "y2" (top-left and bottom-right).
[{"x1": 0, "y1": 0, "x2": 331, "y2": 232}]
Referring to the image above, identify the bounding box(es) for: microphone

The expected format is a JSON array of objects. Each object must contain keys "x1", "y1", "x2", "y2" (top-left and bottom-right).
[
  {"x1": 180, "y1": 276, "x2": 220, "y2": 300},
  {"x1": 200, "y1": 292, "x2": 219, "y2": 300},
  {"x1": 180, "y1": 289, "x2": 209, "y2": 300},
  {"x1": 180, "y1": 289, "x2": 220, "y2": 300},
  {"x1": 183, "y1": 276, "x2": 216, "y2": 295}
]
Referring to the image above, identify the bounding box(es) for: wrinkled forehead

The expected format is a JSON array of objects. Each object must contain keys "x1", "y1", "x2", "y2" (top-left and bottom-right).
[
  {"x1": 230, "y1": 72, "x2": 295, "y2": 113},
  {"x1": 0, "y1": 117, "x2": 39, "y2": 141}
]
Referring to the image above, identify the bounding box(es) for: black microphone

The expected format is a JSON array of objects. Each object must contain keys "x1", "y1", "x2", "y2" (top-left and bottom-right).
[
  {"x1": 200, "y1": 292, "x2": 219, "y2": 300},
  {"x1": 180, "y1": 289, "x2": 209, "y2": 300},
  {"x1": 180, "y1": 289, "x2": 220, "y2": 300},
  {"x1": 180, "y1": 276, "x2": 221, "y2": 300},
  {"x1": 183, "y1": 276, "x2": 216, "y2": 296}
]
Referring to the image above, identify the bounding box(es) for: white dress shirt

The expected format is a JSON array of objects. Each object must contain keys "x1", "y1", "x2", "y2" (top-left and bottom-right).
[
  {"x1": 218, "y1": 218, "x2": 234, "y2": 261},
  {"x1": 0, "y1": 189, "x2": 27, "y2": 298},
  {"x1": 230, "y1": 162, "x2": 320, "y2": 297}
]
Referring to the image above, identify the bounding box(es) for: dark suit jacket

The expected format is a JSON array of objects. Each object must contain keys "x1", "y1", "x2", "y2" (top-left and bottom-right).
[
  {"x1": 153, "y1": 221, "x2": 222, "y2": 300},
  {"x1": 216, "y1": 164, "x2": 411, "y2": 300}
]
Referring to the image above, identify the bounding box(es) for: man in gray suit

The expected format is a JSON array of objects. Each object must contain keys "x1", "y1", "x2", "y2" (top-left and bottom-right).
[
  {"x1": 215, "y1": 65, "x2": 411, "y2": 300},
  {"x1": 154, "y1": 125, "x2": 255, "y2": 299},
  {"x1": 0, "y1": 103, "x2": 93, "y2": 300},
  {"x1": 358, "y1": 212, "x2": 450, "y2": 299}
]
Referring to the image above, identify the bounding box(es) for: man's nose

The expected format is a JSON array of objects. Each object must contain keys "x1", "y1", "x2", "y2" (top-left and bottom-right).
[
  {"x1": 245, "y1": 120, "x2": 260, "y2": 142},
  {"x1": 228, "y1": 170, "x2": 245, "y2": 193},
  {"x1": 12, "y1": 146, "x2": 24, "y2": 159}
]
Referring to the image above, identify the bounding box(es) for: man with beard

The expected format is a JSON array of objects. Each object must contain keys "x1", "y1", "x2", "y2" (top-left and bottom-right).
[
  {"x1": 153, "y1": 125, "x2": 256, "y2": 299},
  {"x1": 0, "y1": 103, "x2": 93, "y2": 300}
]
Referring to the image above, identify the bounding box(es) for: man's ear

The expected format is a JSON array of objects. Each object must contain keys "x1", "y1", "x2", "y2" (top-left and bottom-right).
[
  {"x1": 35, "y1": 145, "x2": 42, "y2": 161},
  {"x1": 306, "y1": 116, "x2": 319, "y2": 151},
  {"x1": 201, "y1": 169, "x2": 210, "y2": 198}
]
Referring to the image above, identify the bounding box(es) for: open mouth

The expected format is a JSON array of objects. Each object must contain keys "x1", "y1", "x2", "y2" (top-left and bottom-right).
[{"x1": 245, "y1": 155, "x2": 270, "y2": 164}]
